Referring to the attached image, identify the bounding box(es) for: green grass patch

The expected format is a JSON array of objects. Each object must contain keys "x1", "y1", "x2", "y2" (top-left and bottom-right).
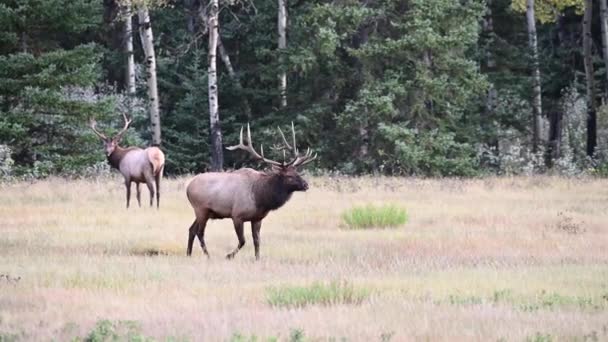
[
  {"x1": 437, "y1": 289, "x2": 607, "y2": 312},
  {"x1": 266, "y1": 281, "x2": 370, "y2": 308},
  {"x1": 77, "y1": 320, "x2": 153, "y2": 342},
  {"x1": 341, "y1": 204, "x2": 408, "y2": 229}
]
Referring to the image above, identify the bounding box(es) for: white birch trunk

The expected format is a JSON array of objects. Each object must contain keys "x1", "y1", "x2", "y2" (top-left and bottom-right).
[
  {"x1": 137, "y1": 7, "x2": 161, "y2": 146},
  {"x1": 124, "y1": 0, "x2": 136, "y2": 97},
  {"x1": 278, "y1": 0, "x2": 287, "y2": 108},
  {"x1": 197, "y1": 3, "x2": 250, "y2": 119},
  {"x1": 600, "y1": 0, "x2": 608, "y2": 98},
  {"x1": 208, "y1": 0, "x2": 223, "y2": 171},
  {"x1": 526, "y1": 0, "x2": 543, "y2": 153}
]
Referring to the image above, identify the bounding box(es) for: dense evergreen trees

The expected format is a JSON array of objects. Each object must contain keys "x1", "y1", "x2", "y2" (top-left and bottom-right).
[{"x1": 0, "y1": 0, "x2": 607, "y2": 177}]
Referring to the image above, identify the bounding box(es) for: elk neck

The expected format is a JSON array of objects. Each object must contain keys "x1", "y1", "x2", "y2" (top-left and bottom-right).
[
  {"x1": 253, "y1": 173, "x2": 293, "y2": 212},
  {"x1": 107, "y1": 145, "x2": 135, "y2": 169}
]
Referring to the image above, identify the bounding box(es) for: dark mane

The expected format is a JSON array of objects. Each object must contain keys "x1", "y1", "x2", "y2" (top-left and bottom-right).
[
  {"x1": 252, "y1": 173, "x2": 293, "y2": 212},
  {"x1": 107, "y1": 146, "x2": 140, "y2": 169}
]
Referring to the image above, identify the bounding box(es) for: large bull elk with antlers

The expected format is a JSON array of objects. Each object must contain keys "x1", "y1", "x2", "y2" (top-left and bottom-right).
[
  {"x1": 90, "y1": 113, "x2": 165, "y2": 209},
  {"x1": 186, "y1": 123, "x2": 316, "y2": 260}
]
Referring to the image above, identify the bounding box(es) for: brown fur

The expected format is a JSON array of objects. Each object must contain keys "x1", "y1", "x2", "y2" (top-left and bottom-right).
[
  {"x1": 147, "y1": 147, "x2": 165, "y2": 175},
  {"x1": 186, "y1": 166, "x2": 308, "y2": 260}
]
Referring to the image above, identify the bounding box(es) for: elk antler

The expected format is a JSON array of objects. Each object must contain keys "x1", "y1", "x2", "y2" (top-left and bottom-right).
[
  {"x1": 114, "y1": 112, "x2": 133, "y2": 142},
  {"x1": 228, "y1": 122, "x2": 317, "y2": 168},
  {"x1": 226, "y1": 124, "x2": 284, "y2": 167},
  {"x1": 89, "y1": 118, "x2": 108, "y2": 140},
  {"x1": 275, "y1": 122, "x2": 317, "y2": 168},
  {"x1": 290, "y1": 146, "x2": 317, "y2": 168},
  {"x1": 275, "y1": 122, "x2": 298, "y2": 158}
]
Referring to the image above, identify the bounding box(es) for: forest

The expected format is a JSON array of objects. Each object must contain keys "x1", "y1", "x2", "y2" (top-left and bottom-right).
[{"x1": 1, "y1": 0, "x2": 607, "y2": 178}]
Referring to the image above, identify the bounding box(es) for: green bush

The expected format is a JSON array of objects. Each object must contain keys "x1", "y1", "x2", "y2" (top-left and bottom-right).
[
  {"x1": 342, "y1": 204, "x2": 408, "y2": 229},
  {"x1": 79, "y1": 320, "x2": 153, "y2": 342},
  {"x1": 266, "y1": 281, "x2": 370, "y2": 308}
]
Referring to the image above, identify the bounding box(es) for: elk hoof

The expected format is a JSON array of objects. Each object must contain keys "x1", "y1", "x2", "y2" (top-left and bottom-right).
[{"x1": 226, "y1": 253, "x2": 235, "y2": 260}]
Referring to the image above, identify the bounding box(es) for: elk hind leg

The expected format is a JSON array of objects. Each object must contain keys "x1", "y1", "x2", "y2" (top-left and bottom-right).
[
  {"x1": 196, "y1": 218, "x2": 209, "y2": 258},
  {"x1": 187, "y1": 220, "x2": 197, "y2": 256},
  {"x1": 136, "y1": 183, "x2": 142, "y2": 207},
  {"x1": 226, "y1": 219, "x2": 245, "y2": 259},
  {"x1": 187, "y1": 212, "x2": 210, "y2": 257},
  {"x1": 154, "y1": 166, "x2": 163, "y2": 209},
  {"x1": 144, "y1": 173, "x2": 155, "y2": 208},
  {"x1": 251, "y1": 220, "x2": 262, "y2": 260},
  {"x1": 125, "y1": 179, "x2": 132, "y2": 209}
]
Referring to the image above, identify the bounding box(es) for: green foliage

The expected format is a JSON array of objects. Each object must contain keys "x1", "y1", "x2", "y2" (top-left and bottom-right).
[
  {"x1": 80, "y1": 320, "x2": 153, "y2": 342},
  {"x1": 229, "y1": 329, "x2": 344, "y2": 342},
  {"x1": 342, "y1": 204, "x2": 408, "y2": 229},
  {"x1": 266, "y1": 281, "x2": 370, "y2": 308},
  {"x1": 0, "y1": 0, "x2": 111, "y2": 177},
  {"x1": 0, "y1": 0, "x2": 604, "y2": 177},
  {"x1": 378, "y1": 125, "x2": 480, "y2": 176},
  {"x1": 0, "y1": 332, "x2": 19, "y2": 342},
  {"x1": 526, "y1": 333, "x2": 554, "y2": 342},
  {"x1": 511, "y1": 0, "x2": 584, "y2": 24}
]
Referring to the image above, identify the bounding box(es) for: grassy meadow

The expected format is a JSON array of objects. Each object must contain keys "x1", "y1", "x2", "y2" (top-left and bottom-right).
[{"x1": 0, "y1": 175, "x2": 607, "y2": 341}]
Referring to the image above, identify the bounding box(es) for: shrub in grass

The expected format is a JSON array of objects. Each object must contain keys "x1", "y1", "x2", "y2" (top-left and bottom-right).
[
  {"x1": 82, "y1": 320, "x2": 153, "y2": 342},
  {"x1": 342, "y1": 204, "x2": 408, "y2": 229},
  {"x1": 266, "y1": 281, "x2": 370, "y2": 308}
]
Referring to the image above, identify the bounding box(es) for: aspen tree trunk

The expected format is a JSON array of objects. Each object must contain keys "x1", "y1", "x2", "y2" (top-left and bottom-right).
[
  {"x1": 198, "y1": 3, "x2": 251, "y2": 119},
  {"x1": 583, "y1": 0, "x2": 597, "y2": 156},
  {"x1": 138, "y1": 7, "x2": 161, "y2": 146},
  {"x1": 124, "y1": 0, "x2": 136, "y2": 97},
  {"x1": 601, "y1": 0, "x2": 608, "y2": 98},
  {"x1": 208, "y1": 0, "x2": 223, "y2": 171},
  {"x1": 526, "y1": 0, "x2": 543, "y2": 153},
  {"x1": 278, "y1": 0, "x2": 287, "y2": 108}
]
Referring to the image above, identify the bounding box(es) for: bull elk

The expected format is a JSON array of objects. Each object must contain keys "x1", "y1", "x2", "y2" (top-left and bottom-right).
[
  {"x1": 186, "y1": 123, "x2": 316, "y2": 260},
  {"x1": 90, "y1": 113, "x2": 165, "y2": 209}
]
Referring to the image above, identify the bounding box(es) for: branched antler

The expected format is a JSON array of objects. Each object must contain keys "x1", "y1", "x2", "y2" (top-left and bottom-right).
[
  {"x1": 228, "y1": 122, "x2": 316, "y2": 168},
  {"x1": 89, "y1": 118, "x2": 108, "y2": 140},
  {"x1": 114, "y1": 113, "x2": 133, "y2": 142},
  {"x1": 89, "y1": 113, "x2": 133, "y2": 142},
  {"x1": 226, "y1": 124, "x2": 284, "y2": 167}
]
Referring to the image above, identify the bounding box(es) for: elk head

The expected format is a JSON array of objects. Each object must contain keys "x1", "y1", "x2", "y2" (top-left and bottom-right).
[
  {"x1": 90, "y1": 113, "x2": 133, "y2": 156},
  {"x1": 226, "y1": 122, "x2": 316, "y2": 192}
]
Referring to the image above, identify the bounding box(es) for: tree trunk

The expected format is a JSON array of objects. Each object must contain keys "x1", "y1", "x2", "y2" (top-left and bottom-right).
[
  {"x1": 583, "y1": 0, "x2": 597, "y2": 156},
  {"x1": 601, "y1": 0, "x2": 608, "y2": 98},
  {"x1": 198, "y1": 3, "x2": 251, "y2": 120},
  {"x1": 526, "y1": 0, "x2": 543, "y2": 153},
  {"x1": 124, "y1": 0, "x2": 136, "y2": 98},
  {"x1": 138, "y1": 7, "x2": 161, "y2": 146},
  {"x1": 208, "y1": 0, "x2": 223, "y2": 171},
  {"x1": 278, "y1": 0, "x2": 287, "y2": 108}
]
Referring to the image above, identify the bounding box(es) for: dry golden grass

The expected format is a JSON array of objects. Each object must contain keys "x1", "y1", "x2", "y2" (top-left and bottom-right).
[{"x1": 0, "y1": 175, "x2": 607, "y2": 341}]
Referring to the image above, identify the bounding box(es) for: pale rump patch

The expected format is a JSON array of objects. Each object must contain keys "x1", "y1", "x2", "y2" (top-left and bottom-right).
[{"x1": 146, "y1": 147, "x2": 165, "y2": 175}]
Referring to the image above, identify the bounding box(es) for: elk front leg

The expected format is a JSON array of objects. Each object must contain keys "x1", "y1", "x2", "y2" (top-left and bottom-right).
[
  {"x1": 226, "y1": 219, "x2": 245, "y2": 259},
  {"x1": 251, "y1": 220, "x2": 262, "y2": 260}
]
